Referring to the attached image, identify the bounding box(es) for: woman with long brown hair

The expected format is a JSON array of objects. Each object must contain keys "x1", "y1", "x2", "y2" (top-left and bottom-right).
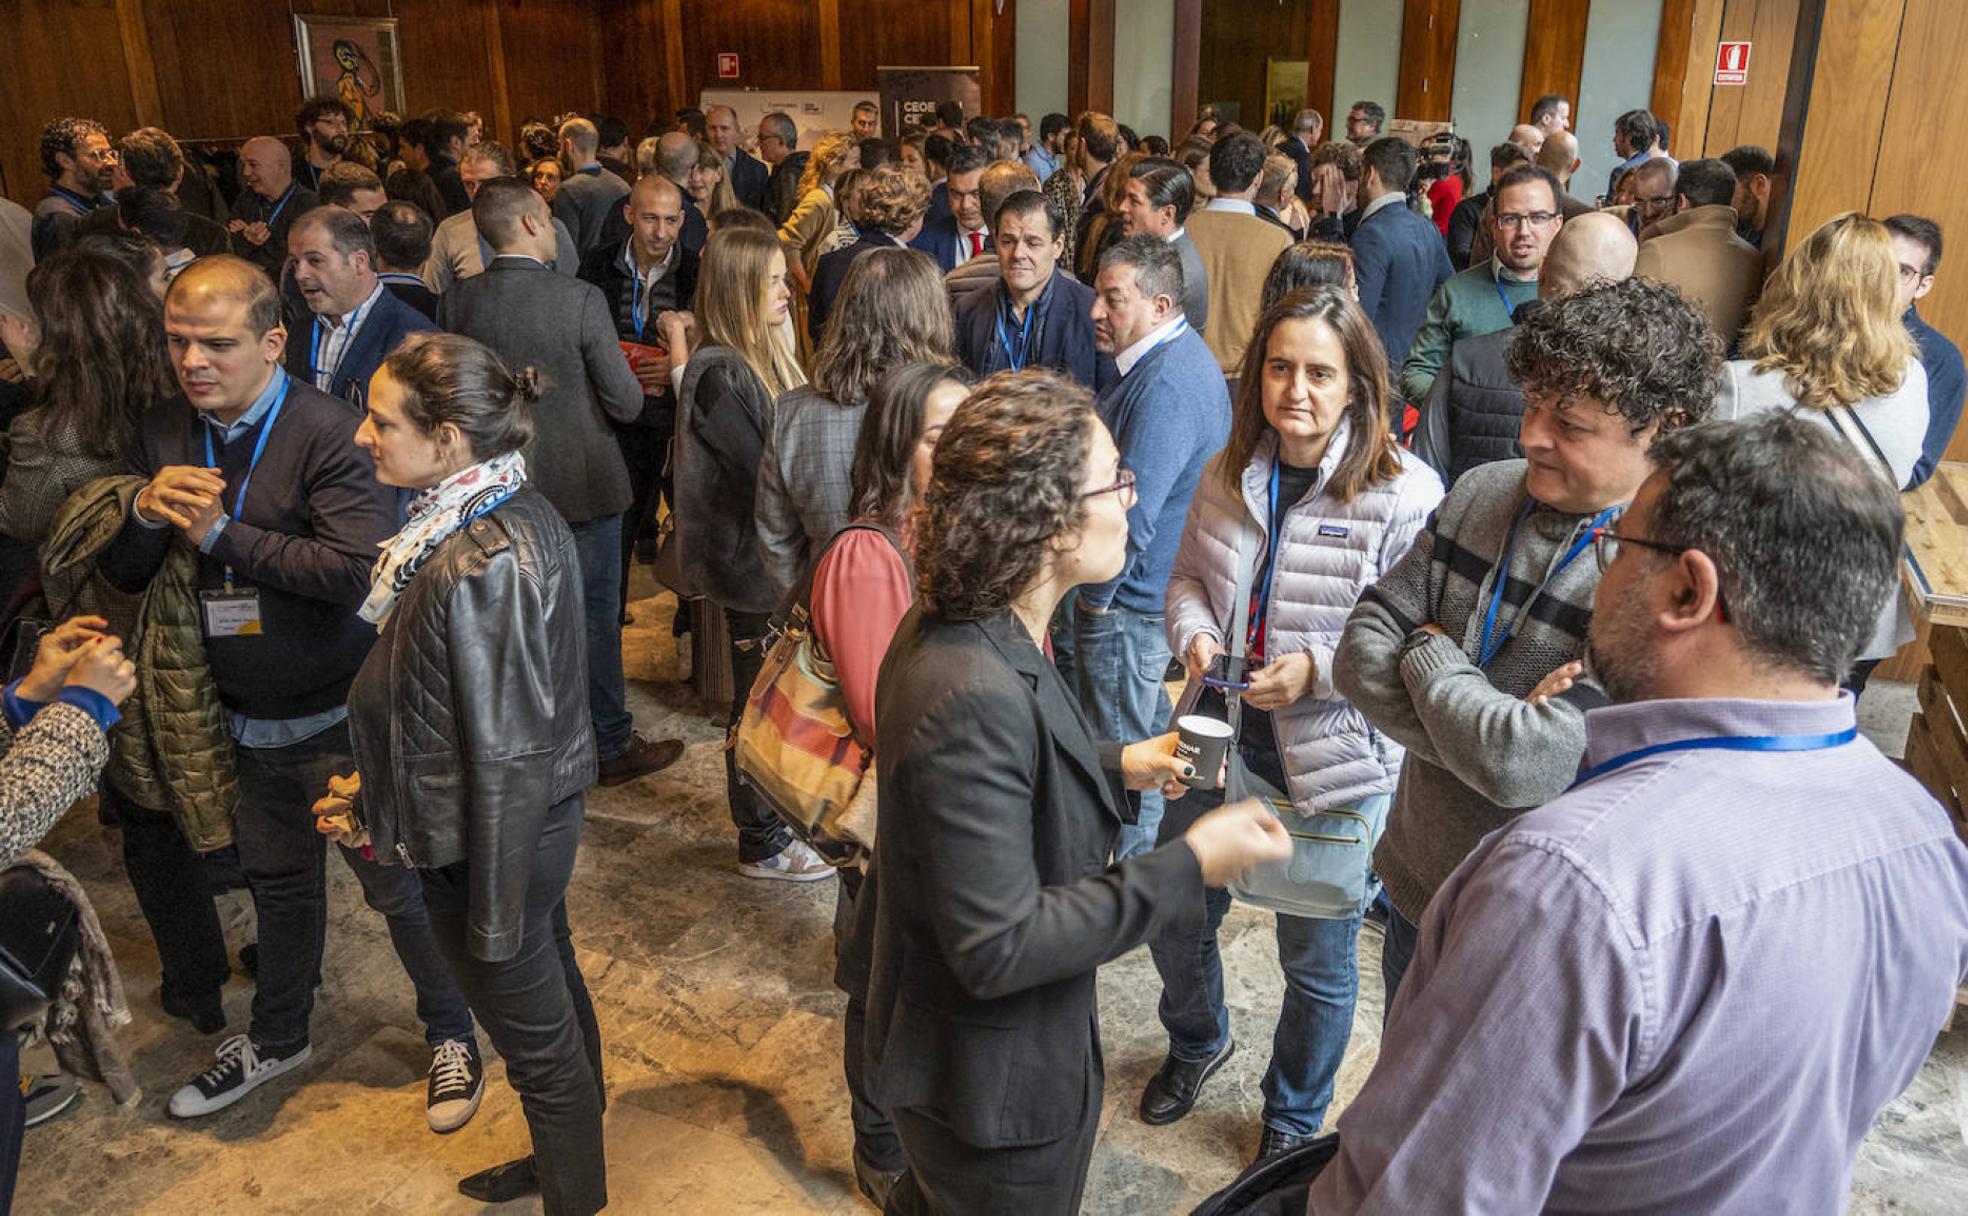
[
  {"x1": 753, "y1": 245, "x2": 953, "y2": 600},
  {"x1": 657, "y1": 226, "x2": 826, "y2": 882},
  {"x1": 1715, "y1": 211, "x2": 1928, "y2": 692},
  {"x1": 1146, "y1": 286, "x2": 1442, "y2": 1163}
]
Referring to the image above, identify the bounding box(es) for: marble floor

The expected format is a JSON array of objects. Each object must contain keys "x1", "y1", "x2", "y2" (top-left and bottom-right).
[{"x1": 14, "y1": 577, "x2": 1968, "y2": 1215}]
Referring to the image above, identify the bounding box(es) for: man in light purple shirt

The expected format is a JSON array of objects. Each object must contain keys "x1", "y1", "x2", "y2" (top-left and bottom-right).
[{"x1": 1310, "y1": 413, "x2": 1968, "y2": 1213}]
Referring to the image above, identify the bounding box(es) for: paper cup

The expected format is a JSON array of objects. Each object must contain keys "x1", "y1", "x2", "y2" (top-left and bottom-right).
[{"x1": 1174, "y1": 714, "x2": 1234, "y2": 789}]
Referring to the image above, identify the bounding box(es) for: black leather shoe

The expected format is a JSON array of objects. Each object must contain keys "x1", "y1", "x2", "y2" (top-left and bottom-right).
[
  {"x1": 1138, "y1": 1038, "x2": 1235, "y2": 1125},
  {"x1": 1255, "y1": 1125, "x2": 1318, "y2": 1164},
  {"x1": 458, "y1": 1155, "x2": 539, "y2": 1203},
  {"x1": 160, "y1": 991, "x2": 225, "y2": 1035},
  {"x1": 852, "y1": 1147, "x2": 903, "y2": 1209}
]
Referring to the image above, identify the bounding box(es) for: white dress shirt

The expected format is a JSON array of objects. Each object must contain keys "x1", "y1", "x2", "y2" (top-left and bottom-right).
[
  {"x1": 312, "y1": 280, "x2": 385, "y2": 392},
  {"x1": 1114, "y1": 314, "x2": 1189, "y2": 378}
]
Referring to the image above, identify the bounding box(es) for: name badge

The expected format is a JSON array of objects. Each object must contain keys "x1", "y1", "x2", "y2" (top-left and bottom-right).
[
  {"x1": 1317, "y1": 524, "x2": 1350, "y2": 538},
  {"x1": 200, "y1": 588, "x2": 264, "y2": 637}
]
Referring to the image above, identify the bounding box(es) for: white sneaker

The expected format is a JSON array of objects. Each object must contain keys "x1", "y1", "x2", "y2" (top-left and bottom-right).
[
  {"x1": 738, "y1": 840, "x2": 835, "y2": 882},
  {"x1": 168, "y1": 1034, "x2": 312, "y2": 1118}
]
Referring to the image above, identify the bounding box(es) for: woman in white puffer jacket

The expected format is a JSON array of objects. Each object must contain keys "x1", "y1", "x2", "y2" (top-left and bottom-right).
[{"x1": 1138, "y1": 286, "x2": 1443, "y2": 1162}]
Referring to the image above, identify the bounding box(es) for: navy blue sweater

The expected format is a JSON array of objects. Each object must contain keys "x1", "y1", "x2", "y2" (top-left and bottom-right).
[
  {"x1": 1907, "y1": 305, "x2": 1966, "y2": 487},
  {"x1": 1084, "y1": 325, "x2": 1230, "y2": 613}
]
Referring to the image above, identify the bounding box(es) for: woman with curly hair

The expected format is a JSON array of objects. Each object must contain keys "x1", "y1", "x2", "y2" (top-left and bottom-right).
[
  {"x1": 862, "y1": 369, "x2": 1291, "y2": 1213},
  {"x1": 1715, "y1": 211, "x2": 1927, "y2": 692},
  {"x1": 808, "y1": 163, "x2": 932, "y2": 340},
  {"x1": 753, "y1": 246, "x2": 952, "y2": 601}
]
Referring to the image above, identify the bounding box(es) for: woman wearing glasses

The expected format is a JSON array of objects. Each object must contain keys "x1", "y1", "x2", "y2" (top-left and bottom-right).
[
  {"x1": 862, "y1": 370, "x2": 1291, "y2": 1214},
  {"x1": 1713, "y1": 211, "x2": 1928, "y2": 695},
  {"x1": 1146, "y1": 286, "x2": 1443, "y2": 1165}
]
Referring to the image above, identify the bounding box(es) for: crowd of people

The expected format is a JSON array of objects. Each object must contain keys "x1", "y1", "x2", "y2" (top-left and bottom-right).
[{"x1": 0, "y1": 82, "x2": 1965, "y2": 1216}]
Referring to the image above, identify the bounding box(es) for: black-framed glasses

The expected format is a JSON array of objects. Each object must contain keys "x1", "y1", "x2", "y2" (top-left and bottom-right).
[
  {"x1": 1083, "y1": 468, "x2": 1138, "y2": 508},
  {"x1": 1591, "y1": 526, "x2": 1729, "y2": 621},
  {"x1": 1496, "y1": 210, "x2": 1559, "y2": 229}
]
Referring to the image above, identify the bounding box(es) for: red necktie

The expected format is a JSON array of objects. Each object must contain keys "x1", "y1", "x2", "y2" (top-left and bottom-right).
[{"x1": 969, "y1": 231, "x2": 984, "y2": 258}]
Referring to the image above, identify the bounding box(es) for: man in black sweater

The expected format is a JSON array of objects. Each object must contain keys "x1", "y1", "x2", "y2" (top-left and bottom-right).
[{"x1": 102, "y1": 256, "x2": 484, "y2": 1130}]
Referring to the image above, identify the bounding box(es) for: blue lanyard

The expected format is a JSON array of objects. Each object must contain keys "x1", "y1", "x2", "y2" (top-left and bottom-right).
[
  {"x1": 631, "y1": 277, "x2": 649, "y2": 341},
  {"x1": 1246, "y1": 461, "x2": 1291, "y2": 653},
  {"x1": 1494, "y1": 272, "x2": 1530, "y2": 318},
  {"x1": 1477, "y1": 500, "x2": 1620, "y2": 667},
  {"x1": 264, "y1": 184, "x2": 298, "y2": 228},
  {"x1": 202, "y1": 376, "x2": 291, "y2": 536},
  {"x1": 994, "y1": 297, "x2": 1037, "y2": 372},
  {"x1": 1573, "y1": 727, "x2": 1859, "y2": 787}
]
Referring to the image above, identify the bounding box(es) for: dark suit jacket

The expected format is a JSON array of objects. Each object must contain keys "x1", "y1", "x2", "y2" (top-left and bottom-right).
[
  {"x1": 861, "y1": 608, "x2": 1205, "y2": 1155},
  {"x1": 428, "y1": 154, "x2": 471, "y2": 217},
  {"x1": 765, "y1": 152, "x2": 809, "y2": 225},
  {"x1": 77, "y1": 203, "x2": 230, "y2": 256},
  {"x1": 729, "y1": 153, "x2": 769, "y2": 211},
  {"x1": 438, "y1": 257, "x2": 644, "y2": 523},
  {"x1": 925, "y1": 180, "x2": 952, "y2": 227},
  {"x1": 576, "y1": 238, "x2": 700, "y2": 431},
  {"x1": 1281, "y1": 135, "x2": 1315, "y2": 203},
  {"x1": 551, "y1": 165, "x2": 631, "y2": 257},
  {"x1": 910, "y1": 215, "x2": 988, "y2": 274},
  {"x1": 1351, "y1": 199, "x2": 1455, "y2": 374},
  {"x1": 382, "y1": 277, "x2": 441, "y2": 322},
  {"x1": 953, "y1": 273, "x2": 1116, "y2": 391},
  {"x1": 283, "y1": 285, "x2": 437, "y2": 406},
  {"x1": 808, "y1": 234, "x2": 895, "y2": 341}
]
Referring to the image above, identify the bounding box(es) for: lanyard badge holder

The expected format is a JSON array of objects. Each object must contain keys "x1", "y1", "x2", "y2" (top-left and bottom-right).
[{"x1": 198, "y1": 384, "x2": 289, "y2": 639}]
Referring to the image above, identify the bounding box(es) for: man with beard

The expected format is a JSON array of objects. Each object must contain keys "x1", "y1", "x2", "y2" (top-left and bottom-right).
[
  {"x1": 953, "y1": 190, "x2": 1112, "y2": 388},
  {"x1": 32, "y1": 116, "x2": 114, "y2": 260},
  {"x1": 1312, "y1": 411, "x2": 1968, "y2": 1212},
  {"x1": 293, "y1": 96, "x2": 356, "y2": 192},
  {"x1": 1400, "y1": 163, "x2": 1563, "y2": 406},
  {"x1": 284, "y1": 205, "x2": 435, "y2": 405},
  {"x1": 1335, "y1": 276, "x2": 1722, "y2": 1005}
]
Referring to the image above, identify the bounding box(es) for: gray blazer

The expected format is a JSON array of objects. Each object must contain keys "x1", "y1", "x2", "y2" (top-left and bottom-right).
[
  {"x1": 552, "y1": 165, "x2": 631, "y2": 257},
  {"x1": 1170, "y1": 229, "x2": 1212, "y2": 335},
  {"x1": 753, "y1": 386, "x2": 864, "y2": 602},
  {"x1": 438, "y1": 257, "x2": 644, "y2": 523}
]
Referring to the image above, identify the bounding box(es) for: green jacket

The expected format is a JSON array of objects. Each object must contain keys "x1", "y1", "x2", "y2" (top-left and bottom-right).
[
  {"x1": 1398, "y1": 260, "x2": 1539, "y2": 405},
  {"x1": 41, "y1": 476, "x2": 238, "y2": 850}
]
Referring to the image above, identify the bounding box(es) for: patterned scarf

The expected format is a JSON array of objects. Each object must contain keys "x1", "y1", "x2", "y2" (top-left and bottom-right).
[{"x1": 359, "y1": 452, "x2": 527, "y2": 627}]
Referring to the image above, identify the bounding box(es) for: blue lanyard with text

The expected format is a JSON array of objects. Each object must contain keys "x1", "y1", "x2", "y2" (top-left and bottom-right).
[
  {"x1": 1477, "y1": 500, "x2": 1621, "y2": 667},
  {"x1": 1573, "y1": 727, "x2": 1859, "y2": 787},
  {"x1": 264, "y1": 184, "x2": 298, "y2": 228},
  {"x1": 202, "y1": 376, "x2": 291, "y2": 579},
  {"x1": 994, "y1": 299, "x2": 1037, "y2": 371},
  {"x1": 1246, "y1": 461, "x2": 1291, "y2": 653}
]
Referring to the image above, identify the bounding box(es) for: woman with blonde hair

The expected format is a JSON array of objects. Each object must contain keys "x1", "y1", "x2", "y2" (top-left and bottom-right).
[
  {"x1": 693, "y1": 139, "x2": 738, "y2": 216},
  {"x1": 656, "y1": 227, "x2": 827, "y2": 882},
  {"x1": 1715, "y1": 211, "x2": 1927, "y2": 692},
  {"x1": 779, "y1": 131, "x2": 862, "y2": 286},
  {"x1": 754, "y1": 246, "x2": 953, "y2": 602}
]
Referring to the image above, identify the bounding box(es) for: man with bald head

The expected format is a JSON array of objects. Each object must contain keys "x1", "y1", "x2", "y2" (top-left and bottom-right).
[
  {"x1": 579, "y1": 172, "x2": 700, "y2": 607},
  {"x1": 1414, "y1": 211, "x2": 1638, "y2": 484},
  {"x1": 443, "y1": 179, "x2": 686, "y2": 788},
  {"x1": 97, "y1": 255, "x2": 484, "y2": 1125},
  {"x1": 654, "y1": 130, "x2": 710, "y2": 254},
  {"x1": 285, "y1": 205, "x2": 435, "y2": 404},
  {"x1": 705, "y1": 104, "x2": 768, "y2": 209},
  {"x1": 1535, "y1": 129, "x2": 1594, "y2": 219},
  {"x1": 229, "y1": 135, "x2": 318, "y2": 276},
  {"x1": 1509, "y1": 123, "x2": 1546, "y2": 159},
  {"x1": 553, "y1": 116, "x2": 630, "y2": 256}
]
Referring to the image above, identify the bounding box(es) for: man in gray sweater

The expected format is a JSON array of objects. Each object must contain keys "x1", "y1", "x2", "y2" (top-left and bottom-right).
[{"x1": 1334, "y1": 276, "x2": 1722, "y2": 1003}]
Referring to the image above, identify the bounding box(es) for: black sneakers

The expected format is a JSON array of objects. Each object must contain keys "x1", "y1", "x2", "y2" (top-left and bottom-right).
[
  {"x1": 426, "y1": 1038, "x2": 485, "y2": 1133},
  {"x1": 167, "y1": 1034, "x2": 312, "y2": 1118}
]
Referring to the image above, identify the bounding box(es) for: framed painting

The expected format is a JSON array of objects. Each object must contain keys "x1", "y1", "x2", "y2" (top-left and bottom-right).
[{"x1": 293, "y1": 14, "x2": 405, "y2": 129}]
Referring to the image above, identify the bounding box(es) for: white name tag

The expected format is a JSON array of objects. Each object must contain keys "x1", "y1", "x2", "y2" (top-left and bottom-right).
[{"x1": 200, "y1": 589, "x2": 264, "y2": 637}]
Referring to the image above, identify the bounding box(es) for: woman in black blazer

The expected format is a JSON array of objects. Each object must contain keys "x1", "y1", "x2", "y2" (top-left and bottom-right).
[{"x1": 861, "y1": 369, "x2": 1290, "y2": 1214}]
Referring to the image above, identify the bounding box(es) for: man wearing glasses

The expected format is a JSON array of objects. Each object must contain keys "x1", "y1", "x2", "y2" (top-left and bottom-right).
[
  {"x1": 1336, "y1": 275, "x2": 1723, "y2": 1008},
  {"x1": 1398, "y1": 164, "x2": 1564, "y2": 409},
  {"x1": 1632, "y1": 157, "x2": 1765, "y2": 349},
  {"x1": 1885, "y1": 213, "x2": 1965, "y2": 488}
]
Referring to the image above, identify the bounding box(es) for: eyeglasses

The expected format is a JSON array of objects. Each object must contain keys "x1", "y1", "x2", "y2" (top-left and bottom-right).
[
  {"x1": 1083, "y1": 468, "x2": 1138, "y2": 508},
  {"x1": 1899, "y1": 262, "x2": 1930, "y2": 283},
  {"x1": 1590, "y1": 526, "x2": 1730, "y2": 621},
  {"x1": 1637, "y1": 195, "x2": 1676, "y2": 209},
  {"x1": 1496, "y1": 211, "x2": 1559, "y2": 229}
]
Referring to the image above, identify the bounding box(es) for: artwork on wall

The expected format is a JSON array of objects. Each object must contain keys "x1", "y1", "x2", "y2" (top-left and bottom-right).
[{"x1": 292, "y1": 14, "x2": 405, "y2": 128}]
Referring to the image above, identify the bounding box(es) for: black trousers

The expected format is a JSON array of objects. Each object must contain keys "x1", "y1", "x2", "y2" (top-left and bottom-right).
[
  {"x1": 1, "y1": 1029, "x2": 19, "y2": 1216},
  {"x1": 613, "y1": 411, "x2": 672, "y2": 611},
  {"x1": 834, "y1": 868, "x2": 902, "y2": 1173},
  {"x1": 106, "y1": 785, "x2": 232, "y2": 1010},
  {"x1": 885, "y1": 1090, "x2": 1101, "y2": 1216},
  {"x1": 724, "y1": 607, "x2": 792, "y2": 863},
  {"x1": 420, "y1": 796, "x2": 606, "y2": 1216}
]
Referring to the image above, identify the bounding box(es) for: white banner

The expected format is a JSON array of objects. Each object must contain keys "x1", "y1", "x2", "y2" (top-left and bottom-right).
[{"x1": 699, "y1": 89, "x2": 877, "y2": 156}]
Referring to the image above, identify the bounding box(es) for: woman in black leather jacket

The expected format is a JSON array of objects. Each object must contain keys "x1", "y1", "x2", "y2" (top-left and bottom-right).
[{"x1": 321, "y1": 332, "x2": 605, "y2": 1215}]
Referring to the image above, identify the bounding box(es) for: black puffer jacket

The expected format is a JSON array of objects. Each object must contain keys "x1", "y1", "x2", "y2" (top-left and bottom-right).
[
  {"x1": 347, "y1": 485, "x2": 596, "y2": 962},
  {"x1": 1410, "y1": 316, "x2": 1538, "y2": 488}
]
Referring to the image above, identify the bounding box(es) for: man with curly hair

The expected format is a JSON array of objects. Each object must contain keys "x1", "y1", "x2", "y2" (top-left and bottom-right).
[
  {"x1": 1336, "y1": 275, "x2": 1722, "y2": 1006},
  {"x1": 32, "y1": 116, "x2": 113, "y2": 260}
]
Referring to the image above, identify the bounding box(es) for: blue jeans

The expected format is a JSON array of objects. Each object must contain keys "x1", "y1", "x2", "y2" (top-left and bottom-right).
[
  {"x1": 1379, "y1": 902, "x2": 1423, "y2": 1023},
  {"x1": 568, "y1": 514, "x2": 634, "y2": 760},
  {"x1": 1072, "y1": 601, "x2": 1171, "y2": 858},
  {"x1": 1148, "y1": 699, "x2": 1365, "y2": 1136},
  {"x1": 234, "y1": 722, "x2": 475, "y2": 1052}
]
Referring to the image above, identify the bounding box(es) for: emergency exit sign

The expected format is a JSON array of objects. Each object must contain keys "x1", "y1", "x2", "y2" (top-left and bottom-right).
[
  {"x1": 717, "y1": 52, "x2": 740, "y2": 79},
  {"x1": 1715, "y1": 41, "x2": 1751, "y2": 86}
]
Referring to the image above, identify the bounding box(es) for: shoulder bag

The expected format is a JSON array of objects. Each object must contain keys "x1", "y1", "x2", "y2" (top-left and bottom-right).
[{"x1": 0, "y1": 862, "x2": 80, "y2": 1029}]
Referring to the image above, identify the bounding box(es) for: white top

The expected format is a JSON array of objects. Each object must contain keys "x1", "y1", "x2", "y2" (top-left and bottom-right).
[{"x1": 1204, "y1": 198, "x2": 1258, "y2": 216}]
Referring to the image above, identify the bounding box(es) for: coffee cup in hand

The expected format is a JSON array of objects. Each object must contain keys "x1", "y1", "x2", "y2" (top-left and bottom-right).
[{"x1": 1174, "y1": 714, "x2": 1234, "y2": 789}]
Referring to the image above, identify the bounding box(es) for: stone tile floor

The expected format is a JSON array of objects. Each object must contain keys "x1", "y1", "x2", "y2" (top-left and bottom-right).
[{"x1": 14, "y1": 580, "x2": 1968, "y2": 1214}]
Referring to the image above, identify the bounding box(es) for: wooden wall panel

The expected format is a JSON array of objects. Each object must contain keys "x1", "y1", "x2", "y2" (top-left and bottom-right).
[
  {"x1": 1519, "y1": 0, "x2": 1590, "y2": 129},
  {"x1": 679, "y1": 0, "x2": 825, "y2": 100},
  {"x1": 1700, "y1": 0, "x2": 1800, "y2": 157},
  {"x1": 1396, "y1": 0, "x2": 1461, "y2": 122},
  {"x1": 1781, "y1": 0, "x2": 1904, "y2": 243},
  {"x1": 1650, "y1": 0, "x2": 1727, "y2": 155},
  {"x1": 839, "y1": 0, "x2": 957, "y2": 90},
  {"x1": 1200, "y1": 0, "x2": 1315, "y2": 129},
  {"x1": 596, "y1": 0, "x2": 675, "y2": 134},
  {"x1": 497, "y1": 0, "x2": 606, "y2": 135},
  {"x1": 1172, "y1": 0, "x2": 1202, "y2": 138},
  {"x1": 1306, "y1": 0, "x2": 1342, "y2": 137},
  {"x1": 1070, "y1": 0, "x2": 1116, "y2": 117},
  {"x1": 0, "y1": 0, "x2": 144, "y2": 202}
]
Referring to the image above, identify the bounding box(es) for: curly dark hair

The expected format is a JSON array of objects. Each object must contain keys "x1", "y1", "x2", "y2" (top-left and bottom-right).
[
  {"x1": 1504, "y1": 276, "x2": 1721, "y2": 437},
  {"x1": 915, "y1": 370, "x2": 1095, "y2": 621},
  {"x1": 39, "y1": 116, "x2": 106, "y2": 179}
]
